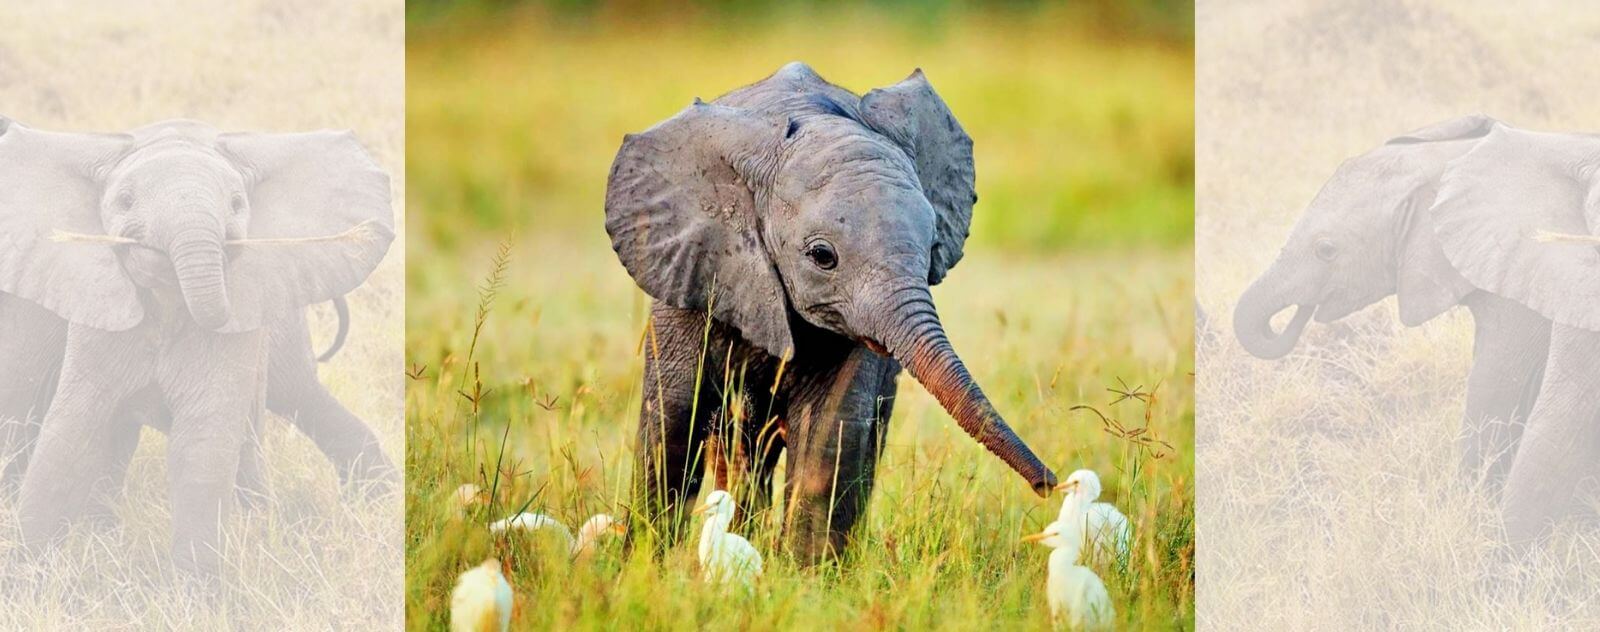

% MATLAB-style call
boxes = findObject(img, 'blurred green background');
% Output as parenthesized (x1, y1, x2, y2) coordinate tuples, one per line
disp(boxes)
(407, 0, 1193, 254)
(405, 4, 1194, 628)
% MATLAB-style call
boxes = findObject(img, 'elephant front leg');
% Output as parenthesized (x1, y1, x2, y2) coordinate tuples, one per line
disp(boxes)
(160, 330, 266, 575)
(0, 294, 68, 491)
(781, 347, 898, 566)
(630, 305, 722, 550)
(17, 326, 152, 548)
(1500, 325, 1600, 546)
(1459, 293, 1551, 493)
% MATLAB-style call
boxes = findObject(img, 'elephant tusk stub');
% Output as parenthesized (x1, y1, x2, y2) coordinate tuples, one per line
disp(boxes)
(1534, 230, 1600, 245)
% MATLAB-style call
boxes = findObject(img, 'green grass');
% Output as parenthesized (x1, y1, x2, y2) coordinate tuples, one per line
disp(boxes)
(406, 5, 1193, 629)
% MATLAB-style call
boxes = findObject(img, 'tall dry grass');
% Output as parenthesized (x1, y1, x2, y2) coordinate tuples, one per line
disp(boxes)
(1198, 0, 1600, 627)
(0, 1, 404, 627)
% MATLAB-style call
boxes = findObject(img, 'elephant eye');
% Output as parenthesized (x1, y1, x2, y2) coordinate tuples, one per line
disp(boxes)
(1314, 238, 1339, 262)
(115, 191, 135, 213)
(805, 240, 837, 271)
(231, 194, 248, 215)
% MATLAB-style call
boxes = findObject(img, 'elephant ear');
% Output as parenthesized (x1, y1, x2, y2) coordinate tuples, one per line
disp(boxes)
(1431, 125, 1600, 330)
(217, 130, 395, 332)
(858, 69, 976, 286)
(1395, 190, 1475, 326)
(605, 102, 795, 358)
(0, 118, 143, 330)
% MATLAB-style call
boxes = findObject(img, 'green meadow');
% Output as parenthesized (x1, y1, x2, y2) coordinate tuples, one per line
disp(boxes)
(406, 4, 1194, 629)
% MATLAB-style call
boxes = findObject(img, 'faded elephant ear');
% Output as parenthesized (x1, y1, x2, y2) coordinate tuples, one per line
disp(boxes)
(605, 102, 794, 358)
(1395, 188, 1475, 326)
(1432, 125, 1600, 330)
(217, 131, 395, 332)
(0, 118, 143, 330)
(858, 69, 976, 285)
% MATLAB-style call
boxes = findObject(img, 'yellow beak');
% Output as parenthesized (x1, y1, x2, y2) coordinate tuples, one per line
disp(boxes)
(1020, 531, 1052, 543)
(692, 502, 712, 516)
(1054, 480, 1078, 493)
(610, 523, 628, 535)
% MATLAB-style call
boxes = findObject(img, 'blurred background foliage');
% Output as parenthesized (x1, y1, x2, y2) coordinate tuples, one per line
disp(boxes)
(407, 0, 1193, 254)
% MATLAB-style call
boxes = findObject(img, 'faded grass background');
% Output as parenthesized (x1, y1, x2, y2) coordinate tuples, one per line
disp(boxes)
(1198, 0, 1600, 627)
(407, 2, 1194, 629)
(0, 1, 404, 628)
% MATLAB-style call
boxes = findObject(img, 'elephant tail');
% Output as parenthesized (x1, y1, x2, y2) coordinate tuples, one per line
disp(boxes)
(317, 296, 351, 363)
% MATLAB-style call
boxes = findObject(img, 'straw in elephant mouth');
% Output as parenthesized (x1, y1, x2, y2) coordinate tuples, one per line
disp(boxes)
(49, 218, 387, 247)
(1534, 230, 1600, 245)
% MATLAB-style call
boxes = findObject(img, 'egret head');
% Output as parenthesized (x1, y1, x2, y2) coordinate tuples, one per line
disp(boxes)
(574, 513, 628, 555)
(1054, 469, 1103, 502)
(1021, 521, 1069, 549)
(692, 490, 736, 523)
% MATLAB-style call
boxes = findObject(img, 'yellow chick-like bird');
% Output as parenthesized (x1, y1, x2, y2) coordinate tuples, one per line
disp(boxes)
(450, 558, 513, 632)
(693, 490, 762, 586)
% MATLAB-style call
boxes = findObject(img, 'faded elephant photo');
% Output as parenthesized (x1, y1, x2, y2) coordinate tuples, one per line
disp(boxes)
(0, 118, 397, 575)
(1233, 116, 1600, 547)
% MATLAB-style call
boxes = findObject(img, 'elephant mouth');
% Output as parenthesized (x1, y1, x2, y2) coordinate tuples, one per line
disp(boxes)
(859, 337, 889, 355)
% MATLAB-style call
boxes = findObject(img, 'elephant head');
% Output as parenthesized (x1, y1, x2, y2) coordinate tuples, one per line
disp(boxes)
(0, 118, 394, 333)
(605, 64, 1056, 495)
(1233, 116, 1492, 359)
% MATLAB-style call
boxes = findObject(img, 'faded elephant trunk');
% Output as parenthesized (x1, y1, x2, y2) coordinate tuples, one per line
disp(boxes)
(1233, 263, 1314, 360)
(879, 286, 1057, 496)
(170, 228, 232, 330)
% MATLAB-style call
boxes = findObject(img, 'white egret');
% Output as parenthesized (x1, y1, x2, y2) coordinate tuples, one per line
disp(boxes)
(1023, 522, 1114, 630)
(693, 490, 763, 586)
(1055, 469, 1131, 565)
(450, 557, 514, 632)
(489, 512, 626, 558)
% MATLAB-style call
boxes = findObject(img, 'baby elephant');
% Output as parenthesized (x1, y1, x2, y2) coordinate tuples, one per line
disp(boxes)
(0, 118, 394, 574)
(604, 62, 1056, 564)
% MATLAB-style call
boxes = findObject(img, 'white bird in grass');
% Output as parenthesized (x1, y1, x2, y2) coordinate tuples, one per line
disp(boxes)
(450, 558, 514, 632)
(1055, 469, 1131, 565)
(1023, 522, 1114, 630)
(693, 490, 763, 586)
(489, 512, 627, 557)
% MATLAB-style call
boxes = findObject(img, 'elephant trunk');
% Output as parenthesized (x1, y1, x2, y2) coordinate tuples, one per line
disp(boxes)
(877, 284, 1057, 497)
(170, 228, 232, 330)
(1233, 265, 1314, 360)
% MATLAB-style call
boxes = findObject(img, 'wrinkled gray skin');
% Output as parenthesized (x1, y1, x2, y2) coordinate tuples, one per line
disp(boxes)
(0, 293, 399, 502)
(605, 62, 1056, 564)
(0, 118, 394, 574)
(1234, 115, 1600, 546)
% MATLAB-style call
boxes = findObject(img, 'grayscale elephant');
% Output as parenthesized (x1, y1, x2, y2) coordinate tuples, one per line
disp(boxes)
(1232, 115, 1600, 546)
(0, 292, 398, 503)
(604, 62, 1056, 564)
(0, 118, 395, 574)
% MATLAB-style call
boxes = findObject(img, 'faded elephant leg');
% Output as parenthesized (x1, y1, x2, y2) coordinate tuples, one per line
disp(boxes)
(266, 309, 397, 495)
(17, 326, 154, 547)
(1459, 293, 1550, 492)
(0, 294, 67, 490)
(1501, 325, 1600, 546)
(782, 347, 898, 566)
(160, 329, 265, 575)
(631, 305, 724, 549)
(82, 387, 167, 525)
